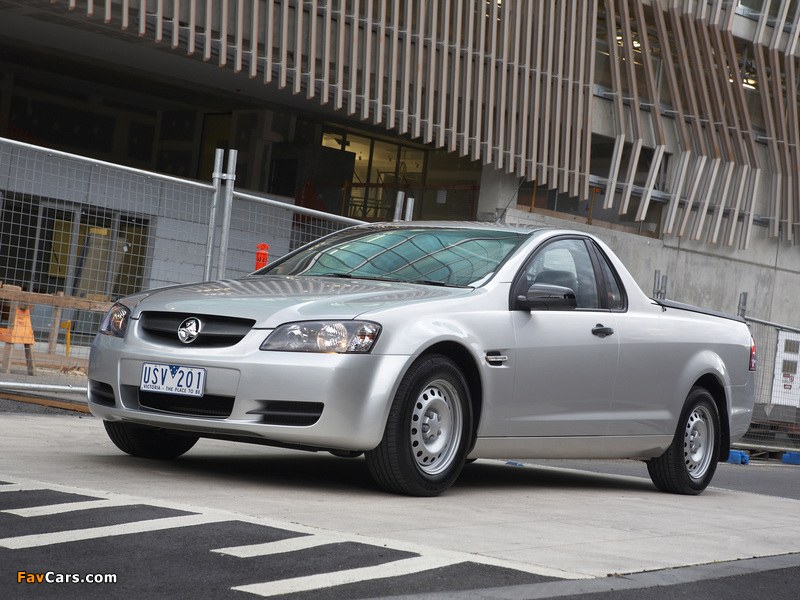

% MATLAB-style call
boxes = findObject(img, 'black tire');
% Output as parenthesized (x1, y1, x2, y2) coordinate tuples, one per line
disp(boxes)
(647, 387, 720, 495)
(365, 355, 473, 496)
(103, 421, 198, 459)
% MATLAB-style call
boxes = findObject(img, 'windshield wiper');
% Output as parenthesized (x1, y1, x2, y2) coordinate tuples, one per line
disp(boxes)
(313, 273, 466, 287)
(408, 279, 468, 288)
(315, 273, 399, 283)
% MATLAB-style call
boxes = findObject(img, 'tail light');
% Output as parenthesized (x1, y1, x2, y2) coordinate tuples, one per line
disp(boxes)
(749, 336, 757, 371)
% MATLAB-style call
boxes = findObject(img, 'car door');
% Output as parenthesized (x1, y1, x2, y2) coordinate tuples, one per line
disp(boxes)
(507, 237, 621, 437)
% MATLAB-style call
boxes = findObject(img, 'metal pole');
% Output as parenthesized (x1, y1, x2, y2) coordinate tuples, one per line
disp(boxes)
(738, 291, 748, 318)
(204, 149, 225, 281)
(216, 149, 238, 280)
(393, 191, 405, 221)
(404, 197, 415, 221)
(0, 381, 88, 393)
(233, 190, 363, 225)
(745, 315, 800, 334)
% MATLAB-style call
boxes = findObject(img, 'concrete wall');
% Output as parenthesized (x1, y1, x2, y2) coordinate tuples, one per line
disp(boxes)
(476, 165, 524, 221)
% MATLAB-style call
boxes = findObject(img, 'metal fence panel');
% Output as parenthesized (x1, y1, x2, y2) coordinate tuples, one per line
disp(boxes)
(739, 318, 800, 452)
(0, 138, 362, 396)
(0, 138, 214, 392)
(224, 190, 363, 279)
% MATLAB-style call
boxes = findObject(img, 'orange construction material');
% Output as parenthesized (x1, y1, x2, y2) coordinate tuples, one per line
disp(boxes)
(0, 303, 37, 375)
(255, 243, 270, 269)
(0, 307, 35, 345)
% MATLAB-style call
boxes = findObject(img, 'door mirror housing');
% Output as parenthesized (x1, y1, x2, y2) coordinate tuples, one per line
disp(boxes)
(516, 283, 578, 311)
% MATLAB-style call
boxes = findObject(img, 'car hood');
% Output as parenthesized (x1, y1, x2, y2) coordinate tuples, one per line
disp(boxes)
(128, 276, 473, 327)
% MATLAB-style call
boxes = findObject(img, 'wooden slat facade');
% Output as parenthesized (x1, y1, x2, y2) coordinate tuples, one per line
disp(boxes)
(57, 0, 800, 249)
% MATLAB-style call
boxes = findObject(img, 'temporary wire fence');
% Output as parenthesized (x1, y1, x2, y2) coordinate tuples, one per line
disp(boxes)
(0, 139, 360, 396)
(739, 317, 800, 453)
(224, 188, 362, 279)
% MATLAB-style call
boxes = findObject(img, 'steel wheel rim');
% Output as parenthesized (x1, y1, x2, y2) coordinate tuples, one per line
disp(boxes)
(684, 405, 714, 481)
(409, 379, 463, 476)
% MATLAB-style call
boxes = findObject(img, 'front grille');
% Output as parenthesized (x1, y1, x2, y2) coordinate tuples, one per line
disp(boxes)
(88, 380, 116, 406)
(247, 401, 324, 426)
(138, 312, 256, 347)
(138, 390, 234, 418)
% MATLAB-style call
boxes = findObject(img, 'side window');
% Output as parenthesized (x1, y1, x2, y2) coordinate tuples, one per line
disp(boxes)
(526, 239, 600, 309)
(596, 249, 626, 310)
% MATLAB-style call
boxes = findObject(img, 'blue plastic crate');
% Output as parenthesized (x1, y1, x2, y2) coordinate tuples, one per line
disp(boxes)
(782, 452, 800, 465)
(726, 450, 749, 465)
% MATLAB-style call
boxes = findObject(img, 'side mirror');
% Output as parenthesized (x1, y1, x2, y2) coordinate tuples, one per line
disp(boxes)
(516, 283, 578, 311)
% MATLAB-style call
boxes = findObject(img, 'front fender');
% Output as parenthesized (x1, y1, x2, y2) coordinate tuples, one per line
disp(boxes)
(372, 310, 516, 438)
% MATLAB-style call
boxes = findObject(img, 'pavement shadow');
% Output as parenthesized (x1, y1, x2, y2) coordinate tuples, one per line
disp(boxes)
(89, 441, 656, 496)
(92, 447, 377, 494)
(456, 460, 656, 493)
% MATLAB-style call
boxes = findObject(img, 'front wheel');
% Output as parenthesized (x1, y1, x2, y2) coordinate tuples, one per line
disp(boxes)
(365, 355, 473, 496)
(647, 387, 720, 495)
(104, 421, 198, 459)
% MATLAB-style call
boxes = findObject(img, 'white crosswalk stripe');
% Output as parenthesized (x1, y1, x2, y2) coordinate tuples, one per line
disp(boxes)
(0, 513, 234, 549)
(0, 483, 48, 493)
(233, 555, 462, 598)
(3, 498, 135, 517)
(213, 534, 343, 558)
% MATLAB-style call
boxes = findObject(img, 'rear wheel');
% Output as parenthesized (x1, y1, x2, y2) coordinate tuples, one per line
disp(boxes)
(647, 387, 720, 495)
(103, 421, 198, 459)
(365, 355, 472, 496)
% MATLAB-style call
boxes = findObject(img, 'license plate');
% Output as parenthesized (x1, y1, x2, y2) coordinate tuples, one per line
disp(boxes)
(140, 363, 206, 397)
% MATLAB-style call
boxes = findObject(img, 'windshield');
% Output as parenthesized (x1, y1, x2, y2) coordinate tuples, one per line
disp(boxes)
(257, 227, 533, 287)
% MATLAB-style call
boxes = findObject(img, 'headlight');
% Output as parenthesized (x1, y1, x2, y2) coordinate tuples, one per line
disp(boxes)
(261, 321, 381, 353)
(99, 303, 131, 338)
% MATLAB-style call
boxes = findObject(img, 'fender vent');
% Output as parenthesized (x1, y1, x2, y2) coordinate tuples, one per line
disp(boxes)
(485, 351, 508, 367)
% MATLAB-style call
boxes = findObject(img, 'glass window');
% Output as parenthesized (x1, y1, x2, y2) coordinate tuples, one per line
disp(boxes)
(261, 226, 533, 287)
(321, 131, 344, 151)
(368, 140, 400, 219)
(525, 239, 600, 309)
(347, 134, 372, 185)
(371, 140, 399, 185)
(596, 249, 625, 311)
(322, 127, 459, 221)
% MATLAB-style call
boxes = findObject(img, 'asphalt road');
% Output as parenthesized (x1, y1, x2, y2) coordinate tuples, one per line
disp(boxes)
(1, 397, 799, 599)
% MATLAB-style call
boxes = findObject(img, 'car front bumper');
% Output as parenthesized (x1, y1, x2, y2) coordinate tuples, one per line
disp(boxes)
(87, 329, 410, 451)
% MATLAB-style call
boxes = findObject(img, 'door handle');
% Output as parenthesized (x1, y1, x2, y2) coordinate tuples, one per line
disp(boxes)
(592, 324, 614, 338)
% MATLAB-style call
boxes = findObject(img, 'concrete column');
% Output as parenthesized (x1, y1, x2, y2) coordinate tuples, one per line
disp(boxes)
(476, 165, 523, 222)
